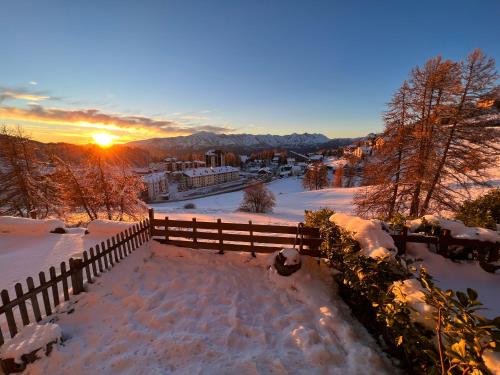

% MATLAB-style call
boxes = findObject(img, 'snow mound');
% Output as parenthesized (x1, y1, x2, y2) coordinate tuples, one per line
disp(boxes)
(409, 215, 500, 243)
(329, 213, 397, 259)
(280, 248, 301, 266)
(391, 279, 434, 330)
(0, 323, 61, 364)
(0, 216, 65, 234)
(86, 220, 135, 236)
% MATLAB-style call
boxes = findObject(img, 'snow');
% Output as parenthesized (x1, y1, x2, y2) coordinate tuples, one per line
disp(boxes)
(280, 248, 301, 266)
(151, 177, 358, 225)
(408, 215, 500, 242)
(85, 220, 135, 236)
(329, 213, 397, 259)
(18, 241, 393, 374)
(0, 217, 65, 234)
(391, 279, 434, 330)
(0, 323, 61, 364)
(0, 220, 135, 297)
(323, 158, 348, 169)
(407, 243, 500, 319)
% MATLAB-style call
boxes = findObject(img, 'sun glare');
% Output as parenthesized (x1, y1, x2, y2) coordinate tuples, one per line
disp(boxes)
(92, 132, 116, 147)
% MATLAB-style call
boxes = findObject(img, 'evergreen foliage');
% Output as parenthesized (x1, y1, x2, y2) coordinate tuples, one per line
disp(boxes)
(456, 189, 500, 230)
(304, 209, 499, 374)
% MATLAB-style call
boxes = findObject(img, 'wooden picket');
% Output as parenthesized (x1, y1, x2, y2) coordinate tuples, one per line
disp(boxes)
(0, 219, 150, 346)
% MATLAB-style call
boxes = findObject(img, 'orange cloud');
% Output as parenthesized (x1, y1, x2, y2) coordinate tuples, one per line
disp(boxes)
(0, 104, 233, 141)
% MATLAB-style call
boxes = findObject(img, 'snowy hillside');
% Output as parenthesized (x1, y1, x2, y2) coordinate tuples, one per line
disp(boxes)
(128, 131, 332, 151)
(151, 177, 357, 224)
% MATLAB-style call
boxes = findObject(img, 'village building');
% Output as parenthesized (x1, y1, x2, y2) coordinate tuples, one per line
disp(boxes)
(182, 166, 240, 189)
(205, 150, 225, 168)
(141, 172, 169, 202)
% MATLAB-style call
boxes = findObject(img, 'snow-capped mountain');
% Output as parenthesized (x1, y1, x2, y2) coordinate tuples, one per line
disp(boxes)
(127, 131, 332, 151)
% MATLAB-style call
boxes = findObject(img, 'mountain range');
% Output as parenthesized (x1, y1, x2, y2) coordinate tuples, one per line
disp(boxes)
(127, 131, 356, 154)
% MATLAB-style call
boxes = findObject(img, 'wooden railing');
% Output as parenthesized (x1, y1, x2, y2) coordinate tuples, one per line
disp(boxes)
(148, 209, 322, 257)
(148, 209, 499, 263)
(393, 227, 499, 263)
(0, 220, 150, 346)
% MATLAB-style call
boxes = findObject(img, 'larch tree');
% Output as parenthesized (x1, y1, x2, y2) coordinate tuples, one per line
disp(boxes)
(354, 49, 499, 219)
(333, 165, 343, 188)
(303, 162, 328, 190)
(354, 82, 414, 218)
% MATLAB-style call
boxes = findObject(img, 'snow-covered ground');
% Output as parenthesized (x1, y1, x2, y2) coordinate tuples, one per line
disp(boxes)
(0, 222, 133, 297)
(11, 242, 394, 375)
(151, 177, 357, 224)
(407, 243, 500, 319)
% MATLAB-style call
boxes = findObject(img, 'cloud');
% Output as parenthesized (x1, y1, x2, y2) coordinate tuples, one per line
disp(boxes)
(0, 87, 51, 102)
(0, 104, 233, 138)
(29, 81, 38, 86)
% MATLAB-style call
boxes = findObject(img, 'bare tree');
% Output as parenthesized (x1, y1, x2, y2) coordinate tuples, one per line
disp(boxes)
(239, 183, 276, 213)
(0, 126, 60, 218)
(303, 162, 328, 190)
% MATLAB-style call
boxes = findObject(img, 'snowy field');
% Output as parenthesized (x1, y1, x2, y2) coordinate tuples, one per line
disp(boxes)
(151, 177, 357, 224)
(15, 242, 394, 375)
(0, 220, 133, 297)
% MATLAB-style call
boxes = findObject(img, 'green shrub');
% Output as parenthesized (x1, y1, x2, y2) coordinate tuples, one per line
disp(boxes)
(456, 189, 500, 230)
(305, 209, 500, 374)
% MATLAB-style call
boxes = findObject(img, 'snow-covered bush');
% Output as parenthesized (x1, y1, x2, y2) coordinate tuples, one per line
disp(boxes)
(305, 209, 500, 374)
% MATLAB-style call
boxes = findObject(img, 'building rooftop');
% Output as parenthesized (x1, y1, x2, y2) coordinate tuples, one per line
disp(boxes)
(183, 166, 240, 177)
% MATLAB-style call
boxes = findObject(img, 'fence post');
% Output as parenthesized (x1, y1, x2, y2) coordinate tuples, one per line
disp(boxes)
(69, 258, 85, 295)
(438, 229, 451, 257)
(249, 220, 255, 257)
(148, 208, 154, 238)
(1, 289, 17, 338)
(192, 218, 198, 248)
(217, 218, 224, 254)
(165, 216, 169, 242)
(299, 222, 304, 253)
(398, 227, 408, 255)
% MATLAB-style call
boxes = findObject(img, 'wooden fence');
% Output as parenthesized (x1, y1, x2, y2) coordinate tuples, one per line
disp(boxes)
(148, 209, 323, 257)
(149, 209, 499, 263)
(393, 227, 499, 262)
(0, 219, 150, 346)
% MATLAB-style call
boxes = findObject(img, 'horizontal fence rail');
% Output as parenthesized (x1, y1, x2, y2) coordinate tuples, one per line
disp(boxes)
(0, 219, 150, 347)
(393, 227, 499, 262)
(148, 209, 499, 263)
(149, 209, 322, 257)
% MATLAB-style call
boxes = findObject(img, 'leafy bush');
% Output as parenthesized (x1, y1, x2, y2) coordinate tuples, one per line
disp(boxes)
(183, 203, 196, 209)
(305, 209, 500, 374)
(456, 189, 500, 230)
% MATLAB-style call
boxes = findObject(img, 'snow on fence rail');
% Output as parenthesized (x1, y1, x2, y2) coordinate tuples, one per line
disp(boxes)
(0, 220, 150, 347)
(393, 227, 500, 263)
(148, 209, 323, 257)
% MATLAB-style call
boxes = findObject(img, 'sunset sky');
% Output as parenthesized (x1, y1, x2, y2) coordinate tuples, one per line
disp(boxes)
(1, 0, 499, 144)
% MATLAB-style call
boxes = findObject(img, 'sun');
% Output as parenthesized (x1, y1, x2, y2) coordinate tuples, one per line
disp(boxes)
(92, 132, 116, 148)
